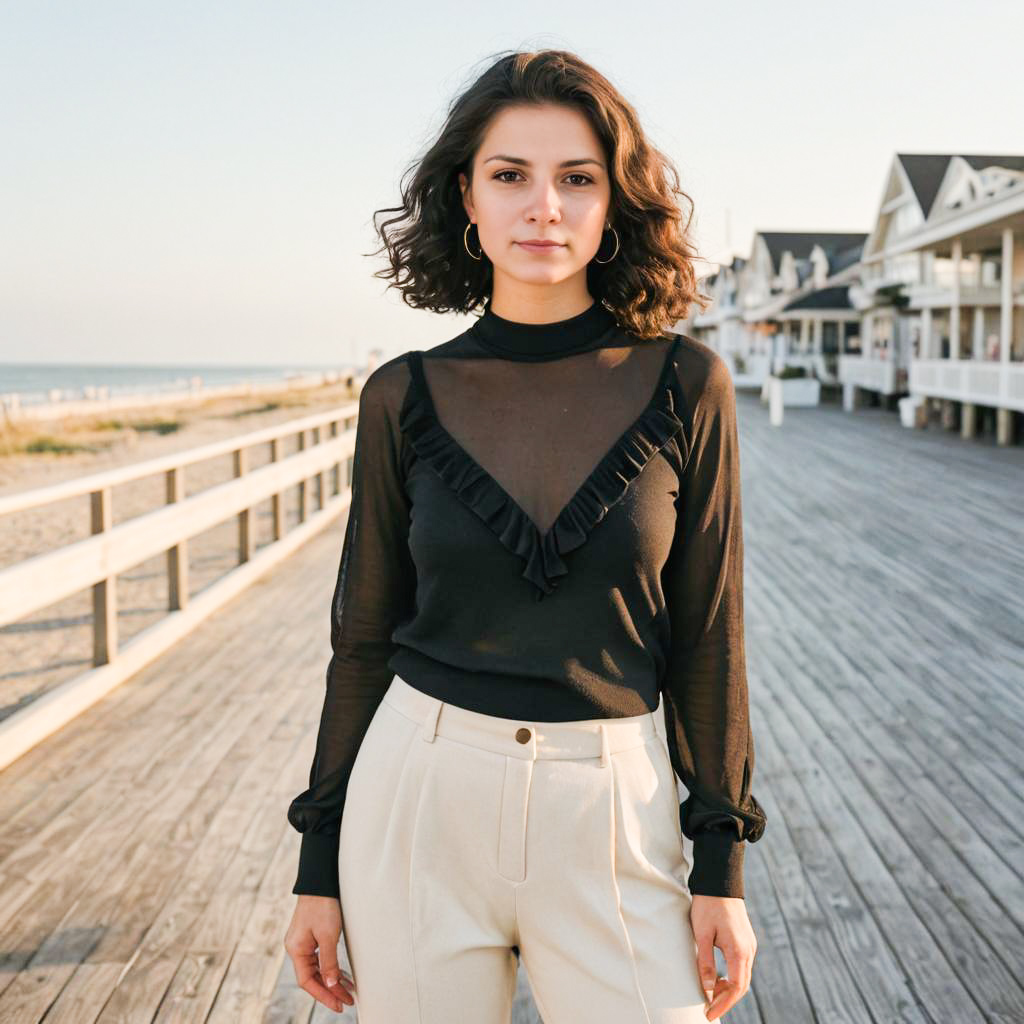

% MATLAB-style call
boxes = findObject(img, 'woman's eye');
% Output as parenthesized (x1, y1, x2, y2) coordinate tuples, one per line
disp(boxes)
(493, 171, 593, 186)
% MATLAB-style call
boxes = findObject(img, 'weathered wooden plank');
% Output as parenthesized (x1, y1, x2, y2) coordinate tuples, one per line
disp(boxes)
(0, 567, 303, 851)
(757, 652, 976, 1021)
(0, 659, 309, 1019)
(0, 604, 300, 940)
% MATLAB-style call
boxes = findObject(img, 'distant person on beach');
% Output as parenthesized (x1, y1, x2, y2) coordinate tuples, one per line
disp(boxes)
(283, 48, 765, 1022)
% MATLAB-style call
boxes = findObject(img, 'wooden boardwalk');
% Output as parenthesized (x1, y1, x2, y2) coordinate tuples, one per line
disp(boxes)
(0, 390, 1021, 1023)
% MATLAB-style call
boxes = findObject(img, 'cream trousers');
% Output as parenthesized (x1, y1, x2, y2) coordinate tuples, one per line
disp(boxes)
(338, 674, 709, 1023)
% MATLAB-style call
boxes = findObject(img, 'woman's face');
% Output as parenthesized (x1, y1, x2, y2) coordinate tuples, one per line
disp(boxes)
(459, 103, 612, 290)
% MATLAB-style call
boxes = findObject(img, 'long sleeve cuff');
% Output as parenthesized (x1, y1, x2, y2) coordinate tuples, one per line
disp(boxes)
(688, 829, 746, 899)
(292, 830, 341, 898)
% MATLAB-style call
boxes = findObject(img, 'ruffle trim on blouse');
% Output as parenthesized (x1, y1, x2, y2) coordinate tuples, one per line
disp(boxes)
(400, 338, 684, 601)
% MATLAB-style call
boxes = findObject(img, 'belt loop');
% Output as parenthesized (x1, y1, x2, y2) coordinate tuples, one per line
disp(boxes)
(422, 699, 441, 742)
(599, 723, 610, 768)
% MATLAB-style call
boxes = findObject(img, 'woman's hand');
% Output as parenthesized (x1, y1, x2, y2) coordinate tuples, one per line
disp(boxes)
(690, 893, 758, 1021)
(284, 894, 357, 1013)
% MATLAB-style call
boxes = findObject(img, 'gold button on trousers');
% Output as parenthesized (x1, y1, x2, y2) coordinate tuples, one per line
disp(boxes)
(337, 674, 708, 1023)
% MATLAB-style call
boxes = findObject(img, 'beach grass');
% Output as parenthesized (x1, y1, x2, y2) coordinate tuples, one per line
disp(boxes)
(0, 380, 356, 462)
(0, 415, 185, 457)
(23, 434, 100, 455)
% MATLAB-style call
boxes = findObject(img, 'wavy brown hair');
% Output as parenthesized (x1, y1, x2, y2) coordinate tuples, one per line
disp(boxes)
(368, 48, 710, 340)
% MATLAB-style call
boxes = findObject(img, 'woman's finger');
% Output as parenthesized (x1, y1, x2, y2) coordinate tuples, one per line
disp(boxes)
(315, 928, 345, 993)
(706, 942, 752, 1020)
(316, 933, 357, 1008)
(706, 974, 740, 1020)
(694, 928, 718, 1005)
(292, 950, 352, 1011)
(738, 948, 753, 1000)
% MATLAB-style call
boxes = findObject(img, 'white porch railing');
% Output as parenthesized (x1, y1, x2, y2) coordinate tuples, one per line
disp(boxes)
(904, 282, 1008, 309)
(0, 402, 358, 769)
(838, 355, 900, 394)
(909, 359, 1024, 411)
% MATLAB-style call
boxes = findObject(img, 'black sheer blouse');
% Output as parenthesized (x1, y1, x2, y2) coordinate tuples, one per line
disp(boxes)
(287, 299, 767, 900)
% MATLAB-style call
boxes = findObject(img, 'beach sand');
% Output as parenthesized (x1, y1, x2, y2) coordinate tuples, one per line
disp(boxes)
(0, 380, 359, 721)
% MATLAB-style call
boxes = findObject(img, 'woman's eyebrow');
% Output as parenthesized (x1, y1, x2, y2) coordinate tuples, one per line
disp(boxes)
(483, 154, 605, 170)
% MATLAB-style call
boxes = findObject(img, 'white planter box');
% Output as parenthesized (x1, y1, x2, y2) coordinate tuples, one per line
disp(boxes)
(898, 395, 926, 428)
(764, 376, 821, 408)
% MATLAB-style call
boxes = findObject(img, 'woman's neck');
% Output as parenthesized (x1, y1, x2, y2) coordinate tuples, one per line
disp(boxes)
(469, 298, 620, 362)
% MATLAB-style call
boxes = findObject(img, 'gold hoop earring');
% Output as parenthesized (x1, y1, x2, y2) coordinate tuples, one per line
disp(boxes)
(593, 225, 620, 264)
(463, 222, 482, 261)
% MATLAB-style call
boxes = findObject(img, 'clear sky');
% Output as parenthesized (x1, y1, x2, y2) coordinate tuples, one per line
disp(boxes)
(2, 0, 1021, 368)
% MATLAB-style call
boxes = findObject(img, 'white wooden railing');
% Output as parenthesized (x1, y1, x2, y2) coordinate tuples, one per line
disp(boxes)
(0, 402, 359, 769)
(838, 354, 900, 394)
(909, 358, 1024, 410)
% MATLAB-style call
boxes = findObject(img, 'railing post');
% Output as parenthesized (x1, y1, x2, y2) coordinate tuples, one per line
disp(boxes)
(297, 429, 309, 523)
(234, 447, 252, 563)
(345, 415, 357, 492)
(166, 466, 189, 610)
(2, 408, 353, 695)
(329, 420, 340, 496)
(313, 425, 325, 511)
(269, 437, 284, 542)
(90, 486, 116, 666)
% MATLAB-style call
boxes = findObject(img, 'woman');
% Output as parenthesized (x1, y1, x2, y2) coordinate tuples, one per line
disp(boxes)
(283, 48, 766, 1023)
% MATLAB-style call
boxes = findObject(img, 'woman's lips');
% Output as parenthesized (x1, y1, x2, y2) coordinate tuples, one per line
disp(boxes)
(517, 241, 565, 253)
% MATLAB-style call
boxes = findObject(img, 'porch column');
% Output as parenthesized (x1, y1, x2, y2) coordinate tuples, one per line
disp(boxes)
(997, 227, 1015, 445)
(921, 308, 933, 360)
(972, 306, 985, 360)
(950, 238, 962, 359)
(1000, 227, 1014, 363)
(962, 402, 977, 439)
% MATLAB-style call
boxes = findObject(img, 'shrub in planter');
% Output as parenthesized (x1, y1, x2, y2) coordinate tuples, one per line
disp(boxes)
(776, 365, 808, 379)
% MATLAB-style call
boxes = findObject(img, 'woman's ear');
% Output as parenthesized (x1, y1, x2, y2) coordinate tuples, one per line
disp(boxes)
(458, 172, 475, 221)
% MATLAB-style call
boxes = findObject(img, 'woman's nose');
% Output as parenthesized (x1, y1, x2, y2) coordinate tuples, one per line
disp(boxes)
(524, 181, 562, 222)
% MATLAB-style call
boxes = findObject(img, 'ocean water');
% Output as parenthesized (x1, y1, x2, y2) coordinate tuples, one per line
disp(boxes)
(0, 362, 348, 406)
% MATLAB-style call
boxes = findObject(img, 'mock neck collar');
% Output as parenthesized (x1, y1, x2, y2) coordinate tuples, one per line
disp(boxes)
(469, 299, 620, 361)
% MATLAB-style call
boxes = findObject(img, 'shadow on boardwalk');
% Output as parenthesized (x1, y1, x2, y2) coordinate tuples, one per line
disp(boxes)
(0, 390, 1021, 1022)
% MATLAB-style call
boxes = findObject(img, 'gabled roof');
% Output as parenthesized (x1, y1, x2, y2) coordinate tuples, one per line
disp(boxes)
(897, 153, 1024, 217)
(758, 232, 869, 274)
(782, 285, 851, 312)
(829, 242, 864, 274)
(699, 254, 747, 288)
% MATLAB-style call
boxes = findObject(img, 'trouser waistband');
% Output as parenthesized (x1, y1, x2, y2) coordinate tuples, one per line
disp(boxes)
(383, 674, 656, 768)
